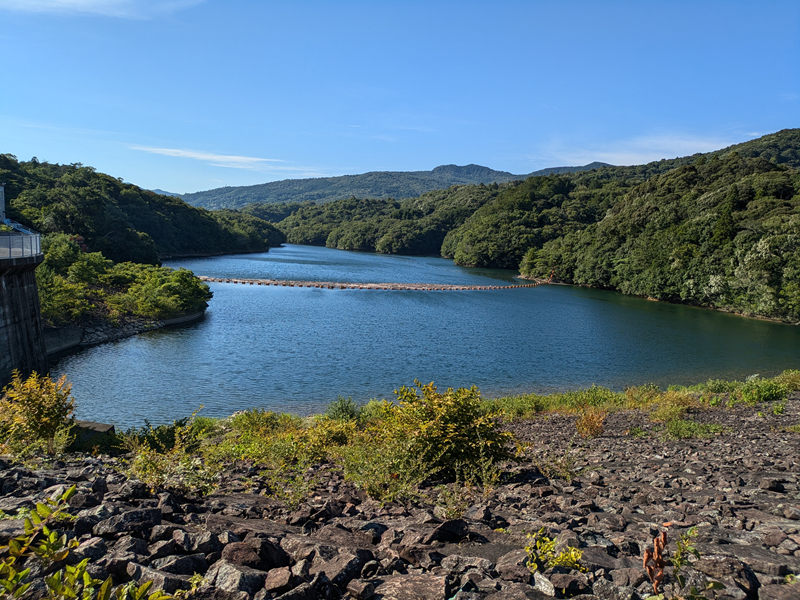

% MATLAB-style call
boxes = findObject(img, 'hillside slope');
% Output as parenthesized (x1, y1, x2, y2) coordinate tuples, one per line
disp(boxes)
(1, 155, 285, 263)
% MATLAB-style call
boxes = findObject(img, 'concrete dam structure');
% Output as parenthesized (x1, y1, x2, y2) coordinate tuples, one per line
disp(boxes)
(0, 184, 48, 387)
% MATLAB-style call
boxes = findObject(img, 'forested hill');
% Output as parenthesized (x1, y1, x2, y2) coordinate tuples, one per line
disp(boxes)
(274, 129, 800, 322)
(0, 155, 285, 264)
(180, 162, 611, 209)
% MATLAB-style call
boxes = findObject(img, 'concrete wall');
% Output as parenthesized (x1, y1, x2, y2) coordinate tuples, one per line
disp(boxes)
(0, 254, 49, 388)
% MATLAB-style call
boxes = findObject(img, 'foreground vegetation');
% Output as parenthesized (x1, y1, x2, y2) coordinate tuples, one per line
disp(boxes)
(2, 369, 798, 502)
(1, 370, 798, 599)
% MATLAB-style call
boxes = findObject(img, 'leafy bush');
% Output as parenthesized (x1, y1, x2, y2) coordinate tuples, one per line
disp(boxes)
(384, 381, 515, 477)
(337, 430, 437, 502)
(738, 377, 789, 406)
(121, 411, 219, 495)
(774, 369, 800, 391)
(624, 383, 661, 408)
(324, 395, 361, 421)
(703, 379, 741, 393)
(35, 265, 91, 325)
(484, 393, 546, 421)
(649, 391, 697, 422)
(0, 370, 75, 455)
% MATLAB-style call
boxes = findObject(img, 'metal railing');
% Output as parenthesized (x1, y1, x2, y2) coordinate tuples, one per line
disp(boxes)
(0, 229, 42, 259)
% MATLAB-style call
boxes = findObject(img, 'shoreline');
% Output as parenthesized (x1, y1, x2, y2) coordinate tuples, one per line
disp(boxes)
(516, 275, 800, 326)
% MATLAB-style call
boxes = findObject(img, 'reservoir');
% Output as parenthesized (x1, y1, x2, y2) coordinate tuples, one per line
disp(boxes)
(52, 244, 800, 428)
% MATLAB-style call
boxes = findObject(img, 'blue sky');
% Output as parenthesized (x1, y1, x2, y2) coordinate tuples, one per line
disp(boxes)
(1, 1, 798, 193)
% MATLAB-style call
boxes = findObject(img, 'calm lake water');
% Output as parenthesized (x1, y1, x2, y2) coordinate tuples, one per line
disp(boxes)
(52, 244, 800, 428)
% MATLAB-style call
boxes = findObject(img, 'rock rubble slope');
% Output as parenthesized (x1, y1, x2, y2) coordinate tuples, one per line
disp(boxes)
(1, 398, 799, 600)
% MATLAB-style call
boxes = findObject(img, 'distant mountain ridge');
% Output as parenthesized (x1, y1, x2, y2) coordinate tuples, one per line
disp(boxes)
(179, 162, 612, 209)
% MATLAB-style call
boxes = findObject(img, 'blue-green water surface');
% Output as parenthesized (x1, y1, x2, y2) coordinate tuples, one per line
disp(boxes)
(52, 244, 800, 427)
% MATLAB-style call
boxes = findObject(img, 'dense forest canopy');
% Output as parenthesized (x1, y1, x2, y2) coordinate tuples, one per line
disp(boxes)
(179, 162, 611, 210)
(0, 154, 285, 264)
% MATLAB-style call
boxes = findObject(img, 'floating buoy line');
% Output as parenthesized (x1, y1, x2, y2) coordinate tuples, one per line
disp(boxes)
(197, 276, 549, 291)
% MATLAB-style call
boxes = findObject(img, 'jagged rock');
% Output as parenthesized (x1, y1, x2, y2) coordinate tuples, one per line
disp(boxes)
(531, 571, 555, 596)
(758, 584, 800, 599)
(151, 553, 209, 575)
(372, 574, 450, 600)
(114, 535, 149, 556)
(440, 554, 494, 574)
(174, 530, 222, 554)
(273, 573, 329, 600)
(546, 570, 589, 595)
(93, 508, 161, 536)
(309, 549, 371, 587)
(68, 537, 107, 563)
(263, 566, 294, 594)
(127, 563, 191, 594)
(593, 577, 638, 600)
(148, 538, 182, 559)
(347, 579, 376, 600)
(399, 545, 444, 569)
(221, 536, 290, 571)
(205, 559, 270, 595)
(496, 549, 531, 582)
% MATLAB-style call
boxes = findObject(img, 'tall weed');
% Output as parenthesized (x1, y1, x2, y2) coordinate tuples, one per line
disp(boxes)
(0, 370, 75, 455)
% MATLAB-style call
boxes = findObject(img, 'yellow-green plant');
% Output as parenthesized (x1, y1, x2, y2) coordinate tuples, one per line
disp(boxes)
(122, 409, 219, 495)
(576, 408, 606, 438)
(385, 381, 515, 477)
(525, 528, 585, 573)
(0, 370, 75, 454)
(649, 391, 697, 423)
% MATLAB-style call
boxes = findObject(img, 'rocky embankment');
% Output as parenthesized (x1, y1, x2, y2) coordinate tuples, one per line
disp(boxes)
(43, 311, 205, 355)
(1, 399, 800, 600)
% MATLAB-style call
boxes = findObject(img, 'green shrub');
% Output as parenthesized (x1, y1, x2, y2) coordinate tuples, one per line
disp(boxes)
(228, 408, 303, 436)
(66, 252, 112, 284)
(774, 369, 800, 391)
(703, 379, 741, 393)
(122, 412, 219, 495)
(385, 381, 515, 477)
(544, 385, 624, 411)
(0, 370, 76, 455)
(485, 393, 546, 420)
(35, 266, 91, 325)
(624, 383, 661, 408)
(337, 430, 437, 502)
(359, 399, 388, 423)
(663, 419, 726, 440)
(738, 377, 789, 406)
(324, 395, 361, 421)
(649, 391, 697, 422)
(525, 527, 585, 573)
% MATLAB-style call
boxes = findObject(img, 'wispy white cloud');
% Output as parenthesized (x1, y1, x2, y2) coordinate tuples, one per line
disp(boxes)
(130, 145, 326, 177)
(0, 0, 203, 18)
(540, 133, 738, 167)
